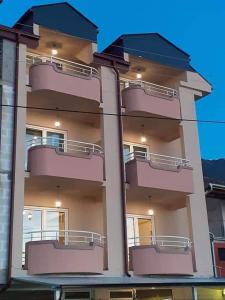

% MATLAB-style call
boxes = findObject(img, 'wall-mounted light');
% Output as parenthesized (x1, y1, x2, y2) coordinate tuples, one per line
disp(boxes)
(222, 289, 225, 297)
(136, 73, 142, 79)
(28, 212, 32, 220)
(55, 201, 62, 209)
(54, 107, 61, 128)
(51, 48, 58, 56)
(55, 185, 62, 208)
(140, 136, 147, 143)
(54, 121, 61, 128)
(148, 209, 154, 216)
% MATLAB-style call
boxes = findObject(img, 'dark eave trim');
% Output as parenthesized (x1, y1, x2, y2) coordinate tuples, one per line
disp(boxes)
(93, 52, 129, 73)
(0, 25, 39, 48)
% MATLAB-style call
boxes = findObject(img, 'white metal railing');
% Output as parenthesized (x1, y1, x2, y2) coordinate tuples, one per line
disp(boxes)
(128, 235, 192, 249)
(125, 150, 191, 168)
(26, 137, 103, 156)
(26, 52, 99, 77)
(120, 78, 178, 98)
(24, 229, 105, 246)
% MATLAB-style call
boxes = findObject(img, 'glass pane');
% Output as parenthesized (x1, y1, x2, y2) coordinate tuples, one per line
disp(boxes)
(23, 209, 42, 264)
(123, 144, 131, 163)
(26, 128, 42, 146)
(127, 217, 135, 247)
(47, 132, 64, 151)
(45, 211, 66, 244)
(138, 218, 152, 246)
(133, 146, 147, 159)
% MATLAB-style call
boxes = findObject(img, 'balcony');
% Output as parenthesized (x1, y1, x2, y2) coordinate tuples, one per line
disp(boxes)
(125, 151, 193, 194)
(27, 53, 101, 104)
(24, 230, 105, 275)
(129, 235, 193, 275)
(121, 79, 180, 119)
(27, 137, 104, 183)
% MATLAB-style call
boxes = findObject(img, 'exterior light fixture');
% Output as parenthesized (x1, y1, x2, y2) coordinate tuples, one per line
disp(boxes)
(28, 212, 32, 220)
(222, 289, 225, 297)
(55, 185, 62, 208)
(140, 136, 147, 143)
(54, 107, 61, 128)
(148, 209, 154, 216)
(55, 201, 62, 208)
(51, 48, 58, 55)
(54, 121, 61, 128)
(136, 73, 142, 79)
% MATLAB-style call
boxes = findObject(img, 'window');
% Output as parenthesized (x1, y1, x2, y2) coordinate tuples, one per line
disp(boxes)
(127, 215, 154, 247)
(123, 142, 149, 162)
(218, 248, 225, 261)
(23, 206, 68, 264)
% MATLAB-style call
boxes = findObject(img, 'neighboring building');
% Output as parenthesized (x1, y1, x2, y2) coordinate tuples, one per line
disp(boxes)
(0, 2, 225, 299)
(205, 183, 225, 278)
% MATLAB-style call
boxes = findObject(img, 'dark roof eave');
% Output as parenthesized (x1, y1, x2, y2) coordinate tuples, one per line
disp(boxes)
(0, 24, 39, 48)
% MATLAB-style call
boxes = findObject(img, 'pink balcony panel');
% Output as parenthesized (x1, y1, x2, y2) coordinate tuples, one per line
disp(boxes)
(25, 240, 104, 275)
(126, 159, 193, 193)
(129, 246, 193, 275)
(122, 87, 181, 119)
(28, 146, 103, 183)
(30, 63, 101, 102)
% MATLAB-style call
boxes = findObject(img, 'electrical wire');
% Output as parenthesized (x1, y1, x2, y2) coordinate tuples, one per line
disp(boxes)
(1, 103, 225, 125)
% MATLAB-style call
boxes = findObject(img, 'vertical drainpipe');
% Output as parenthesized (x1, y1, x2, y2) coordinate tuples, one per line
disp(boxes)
(112, 63, 131, 277)
(0, 34, 19, 293)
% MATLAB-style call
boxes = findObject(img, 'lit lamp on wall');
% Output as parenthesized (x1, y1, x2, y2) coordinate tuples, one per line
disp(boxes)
(55, 185, 62, 209)
(140, 124, 147, 144)
(51, 43, 58, 56)
(54, 107, 61, 128)
(136, 73, 142, 79)
(147, 195, 154, 216)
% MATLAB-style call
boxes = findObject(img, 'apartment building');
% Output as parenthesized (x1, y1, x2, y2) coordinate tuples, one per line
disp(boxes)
(1, 2, 225, 299)
(205, 183, 225, 278)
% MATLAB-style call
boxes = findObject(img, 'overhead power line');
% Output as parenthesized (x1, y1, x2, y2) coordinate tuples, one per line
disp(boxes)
(1, 103, 225, 125)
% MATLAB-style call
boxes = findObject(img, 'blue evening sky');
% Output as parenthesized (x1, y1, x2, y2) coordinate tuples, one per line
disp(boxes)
(0, 0, 225, 159)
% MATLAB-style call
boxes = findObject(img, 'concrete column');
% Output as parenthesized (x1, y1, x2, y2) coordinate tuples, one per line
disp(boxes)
(101, 66, 124, 276)
(11, 43, 27, 276)
(0, 39, 16, 284)
(179, 85, 213, 277)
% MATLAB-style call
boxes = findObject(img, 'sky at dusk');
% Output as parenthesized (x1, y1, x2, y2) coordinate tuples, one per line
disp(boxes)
(0, 0, 225, 159)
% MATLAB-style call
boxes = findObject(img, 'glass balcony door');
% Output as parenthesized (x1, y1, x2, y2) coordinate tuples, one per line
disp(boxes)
(23, 206, 68, 264)
(123, 142, 149, 162)
(127, 215, 154, 247)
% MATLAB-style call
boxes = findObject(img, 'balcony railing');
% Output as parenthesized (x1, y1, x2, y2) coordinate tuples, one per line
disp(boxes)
(27, 52, 99, 78)
(24, 229, 105, 246)
(125, 150, 191, 168)
(23, 229, 105, 265)
(128, 235, 192, 249)
(121, 78, 178, 98)
(26, 137, 103, 156)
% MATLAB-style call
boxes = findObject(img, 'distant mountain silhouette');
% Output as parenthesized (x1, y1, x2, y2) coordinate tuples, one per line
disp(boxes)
(202, 159, 225, 187)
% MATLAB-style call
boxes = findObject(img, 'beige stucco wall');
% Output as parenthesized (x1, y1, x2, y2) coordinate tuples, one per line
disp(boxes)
(127, 199, 190, 238)
(25, 190, 104, 235)
(123, 130, 183, 158)
(26, 109, 101, 144)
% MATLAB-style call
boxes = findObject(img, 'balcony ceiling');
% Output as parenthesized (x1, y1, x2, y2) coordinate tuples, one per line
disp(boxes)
(126, 186, 187, 210)
(30, 27, 93, 63)
(25, 175, 103, 199)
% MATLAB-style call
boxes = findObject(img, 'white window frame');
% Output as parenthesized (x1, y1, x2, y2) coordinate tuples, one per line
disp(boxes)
(123, 141, 149, 154)
(26, 124, 68, 151)
(24, 205, 69, 233)
(127, 214, 155, 246)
